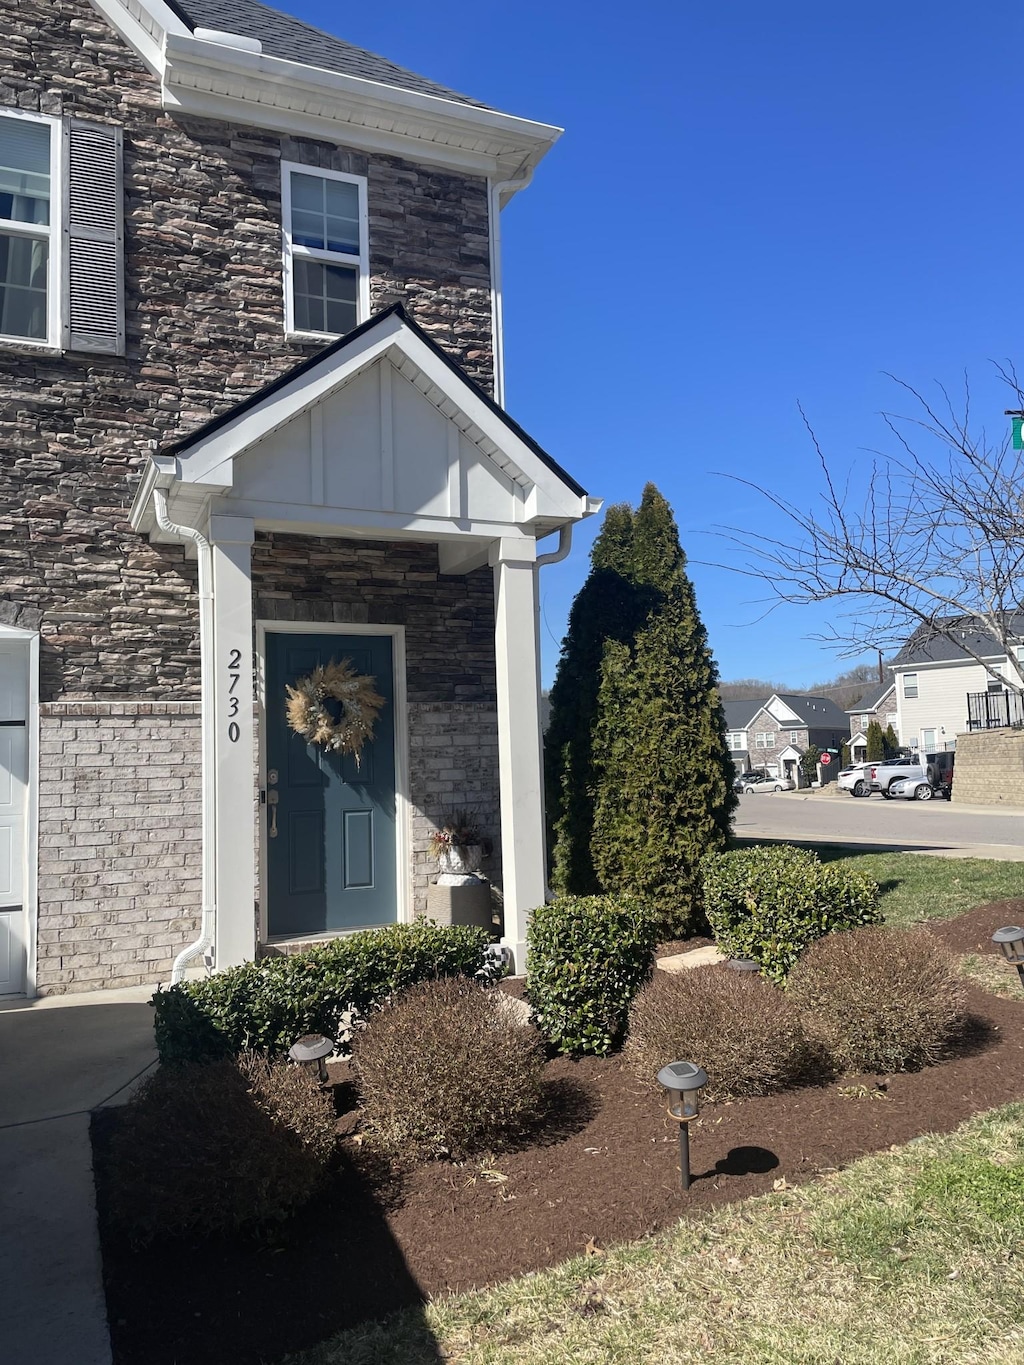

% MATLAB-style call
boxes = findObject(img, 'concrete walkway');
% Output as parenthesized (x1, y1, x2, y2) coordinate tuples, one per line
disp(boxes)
(0, 984, 159, 1365)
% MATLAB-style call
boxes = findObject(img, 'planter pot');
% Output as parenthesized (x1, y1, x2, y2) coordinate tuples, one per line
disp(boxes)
(436, 842, 484, 876)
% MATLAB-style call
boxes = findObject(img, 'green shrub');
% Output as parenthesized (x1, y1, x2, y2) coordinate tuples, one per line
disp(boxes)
(525, 894, 658, 1055)
(352, 977, 546, 1161)
(701, 844, 881, 982)
(152, 920, 494, 1064)
(105, 1052, 336, 1244)
(787, 926, 968, 1074)
(626, 964, 819, 1100)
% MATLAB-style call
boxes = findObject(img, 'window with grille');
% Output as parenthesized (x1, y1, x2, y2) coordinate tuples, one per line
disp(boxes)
(282, 163, 369, 338)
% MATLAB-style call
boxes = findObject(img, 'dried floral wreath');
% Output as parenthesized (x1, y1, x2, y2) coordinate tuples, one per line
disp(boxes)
(285, 659, 384, 766)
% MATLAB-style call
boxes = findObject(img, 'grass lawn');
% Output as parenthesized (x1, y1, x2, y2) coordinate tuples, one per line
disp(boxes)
(279, 849, 1024, 1365)
(288, 1102, 1024, 1364)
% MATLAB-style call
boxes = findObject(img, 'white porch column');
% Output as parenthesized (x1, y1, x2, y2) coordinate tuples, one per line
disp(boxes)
(209, 514, 256, 969)
(490, 536, 545, 974)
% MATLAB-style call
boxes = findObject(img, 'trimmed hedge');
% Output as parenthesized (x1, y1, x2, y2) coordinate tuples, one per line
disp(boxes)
(702, 844, 881, 982)
(152, 920, 494, 1064)
(525, 894, 658, 1056)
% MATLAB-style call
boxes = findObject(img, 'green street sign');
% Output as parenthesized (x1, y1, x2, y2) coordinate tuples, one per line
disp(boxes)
(1013, 416, 1023, 450)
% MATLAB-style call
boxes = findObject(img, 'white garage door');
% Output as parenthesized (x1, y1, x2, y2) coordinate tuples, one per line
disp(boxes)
(0, 644, 28, 995)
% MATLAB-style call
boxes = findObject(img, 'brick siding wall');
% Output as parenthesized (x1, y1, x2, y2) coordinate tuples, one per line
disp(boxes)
(35, 704, 202, 993)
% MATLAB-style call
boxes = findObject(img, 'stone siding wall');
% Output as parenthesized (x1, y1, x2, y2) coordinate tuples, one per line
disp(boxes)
(0, 0, 493, 702)
(252, 534, 501, 912)
(951, 730, 1024, 808)
(35, 703, 202, 993)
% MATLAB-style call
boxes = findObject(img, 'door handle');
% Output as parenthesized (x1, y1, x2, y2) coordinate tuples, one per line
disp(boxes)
(268, 789, 279, 838)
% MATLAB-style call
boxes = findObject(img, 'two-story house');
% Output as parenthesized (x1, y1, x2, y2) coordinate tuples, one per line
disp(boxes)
(0, 0, 598, 997)
(723, 693, 849, 784)
(891, 618, 1024, 755)
(845, 681, 898, 762)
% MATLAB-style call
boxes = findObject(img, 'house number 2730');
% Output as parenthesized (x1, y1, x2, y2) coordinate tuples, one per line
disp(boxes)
(226, 648, 242, 742)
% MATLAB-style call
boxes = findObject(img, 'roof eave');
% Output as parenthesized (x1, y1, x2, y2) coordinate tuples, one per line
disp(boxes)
(94, 1, 562, 182)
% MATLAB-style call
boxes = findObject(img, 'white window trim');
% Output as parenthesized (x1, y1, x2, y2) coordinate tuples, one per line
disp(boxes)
(903, 673, 918, 699)
(281, 161, 370, 341)
(0, 108, 62, 350)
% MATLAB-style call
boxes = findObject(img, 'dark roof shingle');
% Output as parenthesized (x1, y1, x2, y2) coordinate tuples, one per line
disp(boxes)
(167, 0, 493, 109)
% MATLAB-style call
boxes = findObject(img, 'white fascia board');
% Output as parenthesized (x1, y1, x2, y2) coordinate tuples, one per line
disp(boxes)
(209, 497, 534, 544)
(174, 313, 587, 520)
(161, 35, 561, 184)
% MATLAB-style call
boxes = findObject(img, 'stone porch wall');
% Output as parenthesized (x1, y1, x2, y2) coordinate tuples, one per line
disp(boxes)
(35, 703, 202, 994)
(951, 729, 1024, 808)
(252, 533, 502, 915)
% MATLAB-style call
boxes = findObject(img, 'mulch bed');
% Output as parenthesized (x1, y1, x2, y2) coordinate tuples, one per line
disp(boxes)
(93, 904, 1024, 1365)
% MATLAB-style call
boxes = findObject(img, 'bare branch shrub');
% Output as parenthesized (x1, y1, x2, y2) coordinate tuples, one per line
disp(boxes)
(625, 964, 819, 1101)
(787, 926, 968, 1074)
(352, 978, 546, 1161)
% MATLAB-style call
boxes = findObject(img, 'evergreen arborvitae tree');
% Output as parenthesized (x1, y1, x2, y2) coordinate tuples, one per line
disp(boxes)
(840, 739, 851, 768)
(589, 489, 736, 933)
(544, 504, 659, 895)
(866, 720, 885, 761)
(883, 723, 900, 756)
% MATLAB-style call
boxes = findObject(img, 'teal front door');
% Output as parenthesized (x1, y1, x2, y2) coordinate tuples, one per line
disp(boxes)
(265, 632, 397, 938)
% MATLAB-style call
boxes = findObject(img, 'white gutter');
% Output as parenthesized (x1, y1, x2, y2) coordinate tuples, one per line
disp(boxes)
(153, 488, 218, 984)
(489, 166, 535, 408)
(535, 524, 573, 570)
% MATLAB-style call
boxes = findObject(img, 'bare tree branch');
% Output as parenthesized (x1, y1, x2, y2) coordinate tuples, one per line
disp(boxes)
(709, 369, 1024, 693)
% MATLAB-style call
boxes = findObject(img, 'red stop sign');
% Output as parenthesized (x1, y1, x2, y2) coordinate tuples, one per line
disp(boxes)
(820, 753, 832, 766)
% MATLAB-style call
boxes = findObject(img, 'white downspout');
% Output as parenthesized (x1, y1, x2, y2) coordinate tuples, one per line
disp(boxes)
(153, 488, 217, 984)
(533, 524, 573, 905)
(535, 524, 573, 571)
(488, 165, 535, 409)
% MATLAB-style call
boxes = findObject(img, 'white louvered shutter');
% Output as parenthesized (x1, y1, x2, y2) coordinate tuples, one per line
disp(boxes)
(63, 119, 124, 355)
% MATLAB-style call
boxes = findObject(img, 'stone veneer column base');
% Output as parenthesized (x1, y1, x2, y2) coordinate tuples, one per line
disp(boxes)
(35, 702, 202, 995)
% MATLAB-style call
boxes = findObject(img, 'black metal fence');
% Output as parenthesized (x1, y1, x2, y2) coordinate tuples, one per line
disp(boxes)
(966, 690, 1024, 731)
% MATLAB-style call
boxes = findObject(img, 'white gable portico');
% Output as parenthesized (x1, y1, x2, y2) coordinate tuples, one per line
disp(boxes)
(131, 306, 598, 976)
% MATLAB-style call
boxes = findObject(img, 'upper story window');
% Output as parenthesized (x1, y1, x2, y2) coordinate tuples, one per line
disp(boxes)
(282, 163, 369, 339)
(754, 731, 772, 748)
(0, 110, 122, 354)
(0, 111, 59, 345)
(789, 730, 800, 744)
(725, 731, 744, 751)
(903, 673, 918, 699)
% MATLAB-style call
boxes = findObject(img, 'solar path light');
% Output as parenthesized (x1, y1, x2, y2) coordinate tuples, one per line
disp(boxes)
(288, 1034, 335, 1084)
(992, 927, 1024, 993)
(657, 1060, 708, 1192)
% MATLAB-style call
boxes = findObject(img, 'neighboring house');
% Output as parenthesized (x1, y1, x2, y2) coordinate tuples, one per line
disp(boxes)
(845, 681, 898, 762)
(891, 619, 1024, 756)
(723, 694, 849, 784)
(0, 0, 599, 997)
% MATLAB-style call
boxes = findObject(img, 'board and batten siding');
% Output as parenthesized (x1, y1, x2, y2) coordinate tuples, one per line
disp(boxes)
(896, 659, 1007, 749)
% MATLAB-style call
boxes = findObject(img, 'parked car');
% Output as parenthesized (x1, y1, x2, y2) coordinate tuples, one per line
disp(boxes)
(741, 775, 794, 794)
(733, 768, 769, 793)
(838, 762, 872, 797)
(888, 775, 935, 801)
(869, 757, 927, 797)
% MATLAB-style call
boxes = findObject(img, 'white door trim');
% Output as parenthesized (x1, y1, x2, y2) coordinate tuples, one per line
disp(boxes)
(254, 620, 410, 945)
(0, 625, 39, 997)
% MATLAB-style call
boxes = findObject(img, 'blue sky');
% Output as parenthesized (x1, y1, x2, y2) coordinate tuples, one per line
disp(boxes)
(290, 1, 1024, 688)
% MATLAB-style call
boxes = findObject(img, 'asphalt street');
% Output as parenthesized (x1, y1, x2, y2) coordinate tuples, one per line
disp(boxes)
(734, 787, 1024, 861)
